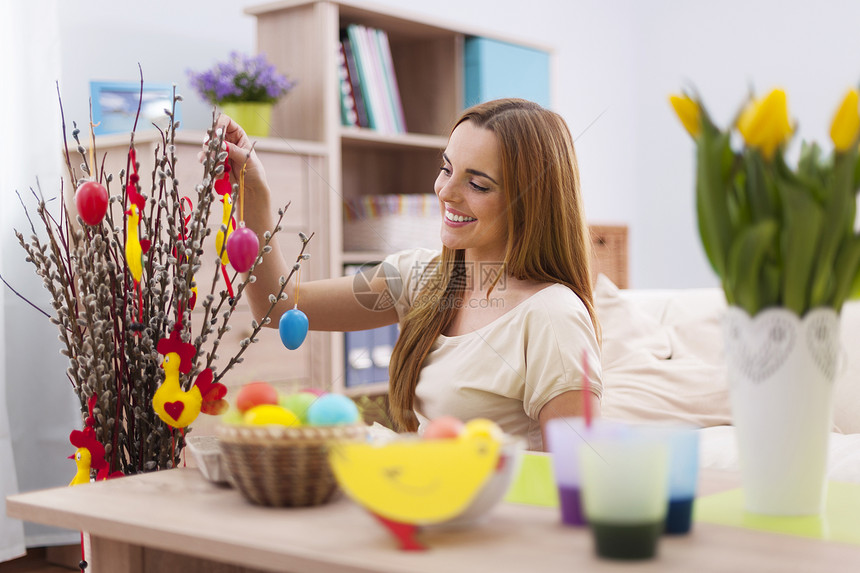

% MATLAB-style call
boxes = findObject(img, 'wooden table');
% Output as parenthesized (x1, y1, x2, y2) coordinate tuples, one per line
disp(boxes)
(7, 467, 860, 573)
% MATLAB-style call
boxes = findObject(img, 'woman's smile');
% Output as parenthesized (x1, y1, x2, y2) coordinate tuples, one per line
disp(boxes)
(444, 207, 477, 226)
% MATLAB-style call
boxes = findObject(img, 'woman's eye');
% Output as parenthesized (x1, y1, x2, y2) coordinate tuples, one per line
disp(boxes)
(439, 165, 451, 175)
(470, 182, 489, 192)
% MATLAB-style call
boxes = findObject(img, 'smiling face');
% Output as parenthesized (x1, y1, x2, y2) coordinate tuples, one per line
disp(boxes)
(435, 121, 507, 262)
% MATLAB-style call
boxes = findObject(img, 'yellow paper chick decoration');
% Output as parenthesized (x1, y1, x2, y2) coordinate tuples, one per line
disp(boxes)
(329, 418, 502, 525)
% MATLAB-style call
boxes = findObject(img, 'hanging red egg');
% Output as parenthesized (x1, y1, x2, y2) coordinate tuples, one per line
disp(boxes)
(226, 224, 260, 272)
(75, 181, 109, 226)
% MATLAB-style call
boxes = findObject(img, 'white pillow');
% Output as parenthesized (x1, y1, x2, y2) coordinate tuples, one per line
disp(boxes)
(595, 275, 732, 428)
(594, 274, 671, 369)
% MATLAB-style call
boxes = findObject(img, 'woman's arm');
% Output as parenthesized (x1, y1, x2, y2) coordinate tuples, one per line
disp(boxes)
(216, 114, 399, 332)
(538, 390, 601, 452)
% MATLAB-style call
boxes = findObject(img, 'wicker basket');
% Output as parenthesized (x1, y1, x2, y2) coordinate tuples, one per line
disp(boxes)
(217, 423, 368, 507)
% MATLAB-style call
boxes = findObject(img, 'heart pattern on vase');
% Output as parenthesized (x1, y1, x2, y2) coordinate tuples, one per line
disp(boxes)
(804, 308, 840, 383)
(724, 307, 796, 384)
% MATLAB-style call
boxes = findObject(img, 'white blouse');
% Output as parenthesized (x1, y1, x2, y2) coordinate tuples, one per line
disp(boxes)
(383, 249, 603, 450)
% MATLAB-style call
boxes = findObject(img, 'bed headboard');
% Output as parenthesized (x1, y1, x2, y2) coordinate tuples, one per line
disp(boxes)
(589, 224, 628, 289)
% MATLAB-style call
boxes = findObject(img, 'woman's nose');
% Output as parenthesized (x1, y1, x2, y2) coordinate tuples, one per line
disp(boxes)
(436, 178, 458, 202)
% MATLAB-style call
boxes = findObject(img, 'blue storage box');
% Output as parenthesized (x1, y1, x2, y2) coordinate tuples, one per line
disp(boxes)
(464, 37, 550, 108)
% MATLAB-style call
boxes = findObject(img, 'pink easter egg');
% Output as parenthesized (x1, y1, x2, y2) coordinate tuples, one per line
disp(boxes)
(424, 416, 465, 440)
(226, 225, 259, 272)
(301, 388, 326, 397)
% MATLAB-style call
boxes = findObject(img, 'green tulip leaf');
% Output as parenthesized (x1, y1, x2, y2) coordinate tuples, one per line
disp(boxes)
(727, 220, 779, 315)
(809, 148, 857, 307)
(832, 236, 860, 311)
(696, 122, 733, 278)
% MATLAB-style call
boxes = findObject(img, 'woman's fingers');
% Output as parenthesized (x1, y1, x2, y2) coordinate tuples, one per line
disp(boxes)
(219, 113, 250, 147)
(213, 114, 269, 187)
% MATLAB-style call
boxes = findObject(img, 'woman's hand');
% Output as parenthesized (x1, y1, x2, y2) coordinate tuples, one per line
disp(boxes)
(213, 113, 268, 194)
(201, 113, 288, 321)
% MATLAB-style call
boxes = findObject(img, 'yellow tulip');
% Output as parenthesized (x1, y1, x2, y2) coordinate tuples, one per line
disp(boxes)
(830, 88, 860, 152)
(736, 89, 794, 159)
(669, 94, 701, 137)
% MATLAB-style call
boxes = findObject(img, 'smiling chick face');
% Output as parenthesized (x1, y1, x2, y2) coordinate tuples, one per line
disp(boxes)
(329, 420, 503, 524)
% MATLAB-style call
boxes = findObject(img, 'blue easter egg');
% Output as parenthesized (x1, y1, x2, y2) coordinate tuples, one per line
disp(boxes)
(279, 308, 309, 350)
(307, 393, 361, 426)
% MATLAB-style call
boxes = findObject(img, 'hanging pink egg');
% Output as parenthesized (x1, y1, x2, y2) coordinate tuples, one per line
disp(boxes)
(226, 225, 259, 272)
(75, 181, 109, 226)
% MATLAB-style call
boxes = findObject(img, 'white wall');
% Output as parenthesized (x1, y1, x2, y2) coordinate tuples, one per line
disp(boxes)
(626, 0, 860, 288)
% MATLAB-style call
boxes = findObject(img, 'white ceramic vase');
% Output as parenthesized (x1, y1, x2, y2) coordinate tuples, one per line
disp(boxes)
(723, 305, 839, 516)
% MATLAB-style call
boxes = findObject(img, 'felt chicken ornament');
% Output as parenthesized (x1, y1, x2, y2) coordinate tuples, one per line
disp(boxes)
(68, 394, 122, 573)
(328, 419, 508, 550)
(153, 325, 228, 428)
(124, 148, 151, 327)
(68, 395, 123, 485)
(68, 428, 106, 486)
(214, 148, 236, 298)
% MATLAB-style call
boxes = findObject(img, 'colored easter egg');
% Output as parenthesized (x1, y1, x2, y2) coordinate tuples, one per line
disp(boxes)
(424, 416, 465, 440)
(301, 387, 325, 397)
(221, 409, 244, 425)
(226, 225, 259, 273)
(461, 418, 504, 442)
(278, 392, 318, 424)
(307, 393, 360, 426)
(235, 381, 279, 413)
(75, 181, 109, 226)
(279, 308, 309, 350)
(244, 404, 301, 427)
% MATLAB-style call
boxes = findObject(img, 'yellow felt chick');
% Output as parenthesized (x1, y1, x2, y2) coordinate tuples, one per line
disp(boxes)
(125, 204, 144, 284)
(215, 193, 235, 265)
(329, 418, 503, 525)
(152, 352, 202, 429)
(69, 448, 92, 486)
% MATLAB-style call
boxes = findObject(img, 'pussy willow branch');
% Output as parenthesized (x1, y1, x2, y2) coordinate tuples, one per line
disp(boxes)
(207, 215, 309, 386)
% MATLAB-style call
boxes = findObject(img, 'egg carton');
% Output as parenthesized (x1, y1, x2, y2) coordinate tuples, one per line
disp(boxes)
(186, 435, 232, 485)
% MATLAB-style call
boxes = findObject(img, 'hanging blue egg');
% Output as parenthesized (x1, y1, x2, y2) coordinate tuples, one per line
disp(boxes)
(279, 307, 309, 350)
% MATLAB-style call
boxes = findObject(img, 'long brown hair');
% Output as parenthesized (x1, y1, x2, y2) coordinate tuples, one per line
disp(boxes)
(387, 98, 599, 431)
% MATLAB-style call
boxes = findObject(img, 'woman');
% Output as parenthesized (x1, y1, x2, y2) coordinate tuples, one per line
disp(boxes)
(218, 98, 601, 450)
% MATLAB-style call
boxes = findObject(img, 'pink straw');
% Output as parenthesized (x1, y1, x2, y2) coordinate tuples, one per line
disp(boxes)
(582, 349, 592, 428)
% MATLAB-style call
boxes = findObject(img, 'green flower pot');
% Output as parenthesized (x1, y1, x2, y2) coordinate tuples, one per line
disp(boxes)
(219, 102, 274, 138)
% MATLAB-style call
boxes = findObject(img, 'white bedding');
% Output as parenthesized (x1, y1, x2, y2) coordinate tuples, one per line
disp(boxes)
(700, 426, 860, 484)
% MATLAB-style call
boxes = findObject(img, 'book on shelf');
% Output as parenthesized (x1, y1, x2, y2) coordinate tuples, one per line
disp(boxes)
(343, 264, 400, 388)
(337, 42, 359, 127)
(340, 31, 369, 128)
(345, 24, 378, 130)
(342, 23, 406, 134)
(374, 27, 407, 133)
(361, 24, 396, 133)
